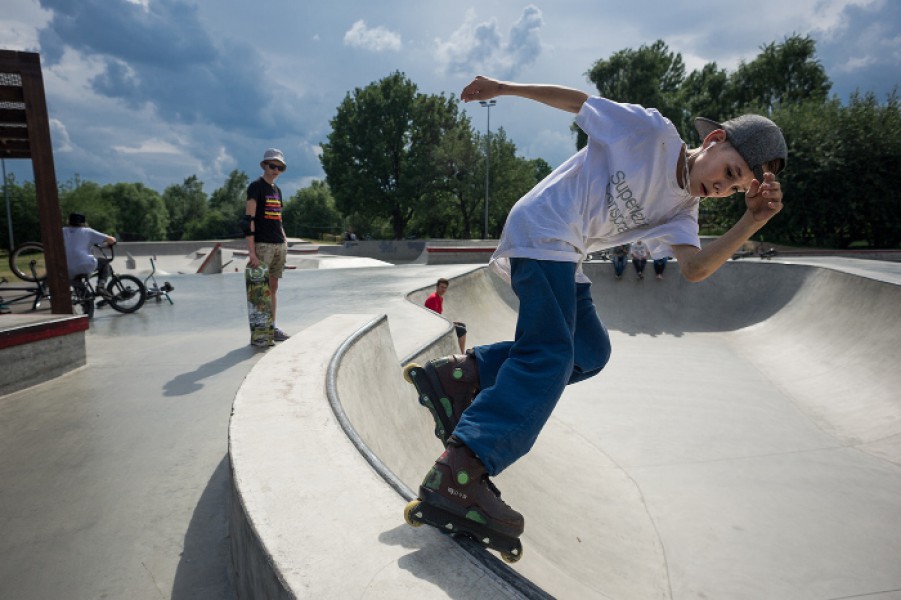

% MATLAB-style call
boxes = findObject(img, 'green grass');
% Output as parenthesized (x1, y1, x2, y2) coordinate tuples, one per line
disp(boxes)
(0, 251, 13, 282)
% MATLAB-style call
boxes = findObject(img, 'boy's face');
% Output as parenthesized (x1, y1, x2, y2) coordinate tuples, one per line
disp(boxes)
(436, 282, 448, 296)
(690, 132, 756, 198)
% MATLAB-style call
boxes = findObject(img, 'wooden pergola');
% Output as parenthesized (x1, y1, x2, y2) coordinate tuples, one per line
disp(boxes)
(0, 50, 71, 314)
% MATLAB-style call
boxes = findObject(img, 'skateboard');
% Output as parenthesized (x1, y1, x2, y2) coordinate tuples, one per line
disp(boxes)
(403, 497, 524, 563)
(245, 263, 274, 346)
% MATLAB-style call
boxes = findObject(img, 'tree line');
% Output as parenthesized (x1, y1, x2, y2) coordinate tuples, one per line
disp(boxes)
(1, 34, 898, 249)
(584, 36, 900, 248)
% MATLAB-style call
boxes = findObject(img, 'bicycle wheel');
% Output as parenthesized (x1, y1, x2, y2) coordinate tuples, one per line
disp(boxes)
(10, 242, 47, 282)
(71, 282, 95, 319)
(106, 274, 146, 313)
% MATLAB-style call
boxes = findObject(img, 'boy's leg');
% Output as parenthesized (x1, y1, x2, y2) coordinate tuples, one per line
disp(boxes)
(473, 282, 610, 389)
(567, 282, 611, 384)
(96, 258, 113, 287)
(454, 258, 578, 476)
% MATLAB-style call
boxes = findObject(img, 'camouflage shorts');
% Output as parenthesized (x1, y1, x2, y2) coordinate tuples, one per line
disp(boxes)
(255, 242, 288, 278)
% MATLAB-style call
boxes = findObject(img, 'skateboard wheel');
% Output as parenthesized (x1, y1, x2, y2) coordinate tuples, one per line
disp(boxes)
(403, 500, 423, 527)
(402, 363, 421, 384)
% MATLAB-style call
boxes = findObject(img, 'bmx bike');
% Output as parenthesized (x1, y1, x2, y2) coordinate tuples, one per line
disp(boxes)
(71, 244, 146, 318)
(5, 241, 146, 318)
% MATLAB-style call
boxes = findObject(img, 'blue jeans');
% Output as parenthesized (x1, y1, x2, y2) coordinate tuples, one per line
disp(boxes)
(453, 258, 612, 475)
(612, 255, 626, 276)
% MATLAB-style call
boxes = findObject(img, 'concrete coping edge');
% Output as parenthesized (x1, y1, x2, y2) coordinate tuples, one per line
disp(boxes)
(325, 313, 554, 600)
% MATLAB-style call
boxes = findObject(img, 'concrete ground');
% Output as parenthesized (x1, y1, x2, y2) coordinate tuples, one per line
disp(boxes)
(0, 263, 476, 600)
(2, 254, 900, 599)
(231, 256, 901, 600)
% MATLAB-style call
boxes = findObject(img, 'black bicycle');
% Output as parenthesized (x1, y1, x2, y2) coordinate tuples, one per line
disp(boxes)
(71, 244, 146, 318)
(7, 241, 146, 317)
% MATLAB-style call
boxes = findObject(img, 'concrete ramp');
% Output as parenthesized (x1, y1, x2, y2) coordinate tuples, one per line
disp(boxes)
(230, 259, 901, 600)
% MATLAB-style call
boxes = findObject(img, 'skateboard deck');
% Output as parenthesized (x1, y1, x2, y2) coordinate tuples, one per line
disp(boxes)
(245, 263, 274, 346)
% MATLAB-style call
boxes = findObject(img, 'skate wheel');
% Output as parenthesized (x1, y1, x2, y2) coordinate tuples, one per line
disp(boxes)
(402, 363, 421, 384)
(501, 542, 523, 564)
(403, 500, 423, 527)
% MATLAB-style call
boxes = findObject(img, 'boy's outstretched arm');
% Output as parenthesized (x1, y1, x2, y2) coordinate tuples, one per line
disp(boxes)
(460, 75, 589, 114)
(671, 173, 784, 282)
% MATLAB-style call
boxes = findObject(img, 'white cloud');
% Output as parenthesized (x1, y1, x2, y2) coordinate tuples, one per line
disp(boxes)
(113, 138, 182, 155)
(797, 0, 883, 38)
(49, 118, 73, 152)
(123, 0, 150, 11)
(343, 20, 402, 52)
(433, 5, 544, 79)
(0, 0, 52, 50)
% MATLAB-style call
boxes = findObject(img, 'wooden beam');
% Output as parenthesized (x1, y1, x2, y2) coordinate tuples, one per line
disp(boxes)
(0, 85, 25, 103)
(15, 51, 72, 314)
(0, 108, 27, 125)
(0, 150, 31, 159)
(0, 125, 29, 142)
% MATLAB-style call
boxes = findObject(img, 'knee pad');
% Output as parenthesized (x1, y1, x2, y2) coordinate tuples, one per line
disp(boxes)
(239, 214, 253, 236)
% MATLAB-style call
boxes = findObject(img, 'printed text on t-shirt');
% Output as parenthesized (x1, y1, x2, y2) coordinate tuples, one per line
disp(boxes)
(606, 171, 648, 233)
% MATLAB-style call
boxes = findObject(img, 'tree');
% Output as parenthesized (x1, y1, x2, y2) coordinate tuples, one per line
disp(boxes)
(320, 71, 460, 239)
(183, 211, 239, 240)
(163, 175, 208, 240)
(102, 183, 168, 241)
(0, 174, 39, 249)
(283, 180, 342, 240)
(210, 169, 249, 220)
(58, 176, 118, 235)
(432, 118, 483, 238)
(586, 40, 685, 128)
(728, 35, 831, 113)
(482, 128, 541, 237)
(676, 63, 732, 144)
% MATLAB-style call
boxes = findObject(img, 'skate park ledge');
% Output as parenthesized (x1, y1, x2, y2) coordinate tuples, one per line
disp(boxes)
(228, 307, 548, 599)
(0, 314, 88, 396)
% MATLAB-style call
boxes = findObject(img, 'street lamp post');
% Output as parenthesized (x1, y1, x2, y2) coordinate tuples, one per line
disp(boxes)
(2, 159, 12, 250)
(479, 99, 496, 240)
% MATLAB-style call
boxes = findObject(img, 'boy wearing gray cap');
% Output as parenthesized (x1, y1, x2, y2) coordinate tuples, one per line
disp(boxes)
(404, 75, 787, 557)
(243, 148, 290, 342)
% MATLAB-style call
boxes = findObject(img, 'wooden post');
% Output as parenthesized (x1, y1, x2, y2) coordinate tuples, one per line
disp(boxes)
(1, 50, 72, 314)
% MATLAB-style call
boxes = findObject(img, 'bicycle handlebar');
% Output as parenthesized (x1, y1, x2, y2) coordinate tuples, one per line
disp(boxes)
(93, 243, 116, 260)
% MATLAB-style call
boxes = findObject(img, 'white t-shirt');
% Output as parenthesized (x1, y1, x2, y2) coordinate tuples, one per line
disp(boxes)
(491, 97, 700, 283)
(63, 226, 109, 279)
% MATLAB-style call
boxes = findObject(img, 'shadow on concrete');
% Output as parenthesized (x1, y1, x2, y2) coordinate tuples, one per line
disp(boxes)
(171, 455, 236, 600)
(164, 346, 258, 397)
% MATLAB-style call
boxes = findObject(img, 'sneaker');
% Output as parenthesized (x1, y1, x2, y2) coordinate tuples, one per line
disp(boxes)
(97, 286, 113, 300)
(0, 303, 10, 315)
(419, 437, 524, 538)
(273, 327, 290, 342)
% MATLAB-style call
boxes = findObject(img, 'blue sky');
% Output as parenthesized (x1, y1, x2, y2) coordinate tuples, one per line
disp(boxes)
(2, 0, 899, 196)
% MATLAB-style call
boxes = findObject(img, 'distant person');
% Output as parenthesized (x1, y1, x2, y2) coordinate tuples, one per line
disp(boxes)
(630, 240, 650, 279)
(425, 278, 468, 352)
(242, 148, 290, 342)
(653, 256, 669, 280)
(611, 244, 629, 279)
(344, 230, 358, 241)
(62, 212, 117, 298)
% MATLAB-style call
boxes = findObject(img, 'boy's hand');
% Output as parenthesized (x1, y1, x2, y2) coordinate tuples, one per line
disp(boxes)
(745, 172, 783, 223)
(461, 76, 501, 103)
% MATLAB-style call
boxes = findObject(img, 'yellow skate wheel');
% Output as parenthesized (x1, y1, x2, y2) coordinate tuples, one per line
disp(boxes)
(501, 543, 523, 564)
(402, 363, 421, 384)
(403, 500, 423, 527)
